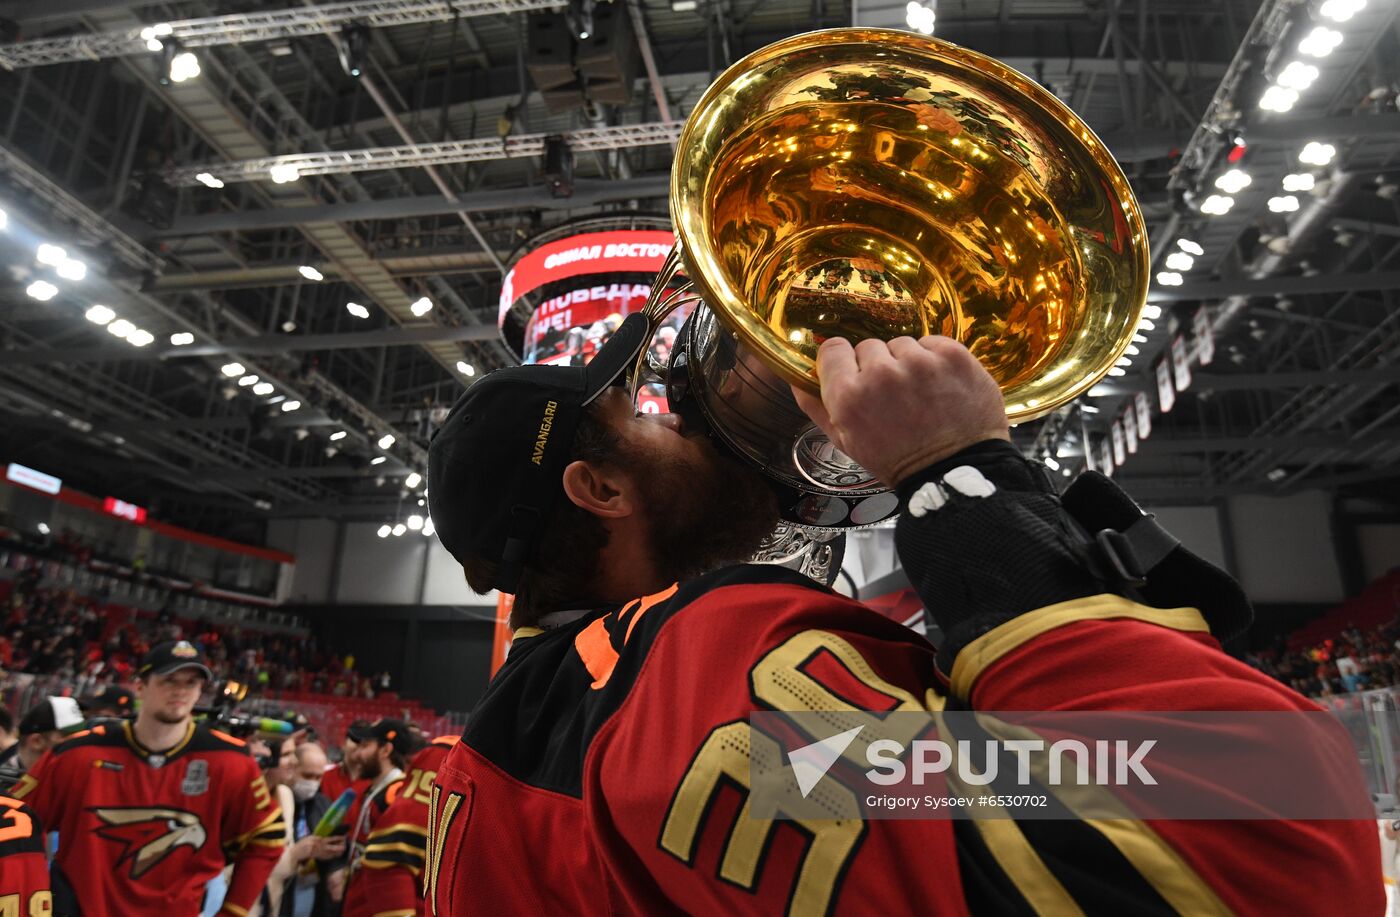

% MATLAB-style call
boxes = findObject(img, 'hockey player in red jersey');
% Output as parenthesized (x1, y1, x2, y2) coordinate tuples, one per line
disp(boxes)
(0, 795, 51, 911)
(11, 640, 286, 915)
(342, 735, 458, 917)
(422, 311, 1382, 915)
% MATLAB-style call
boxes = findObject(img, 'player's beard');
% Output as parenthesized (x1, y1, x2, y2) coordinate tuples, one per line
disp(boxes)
(153, 709, 188, 725)
(624, 436, 780, 583)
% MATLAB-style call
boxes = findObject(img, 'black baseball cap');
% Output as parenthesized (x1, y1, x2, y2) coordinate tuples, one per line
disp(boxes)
(428, 312, 651, 591)
(137, 640, 213, 680)
(82, 685, 136, 714)
(19, 696, 85, 736)
(347, 718, 414, 756)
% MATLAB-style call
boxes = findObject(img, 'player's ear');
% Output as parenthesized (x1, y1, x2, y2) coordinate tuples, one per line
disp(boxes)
(561, 459, 634, 520)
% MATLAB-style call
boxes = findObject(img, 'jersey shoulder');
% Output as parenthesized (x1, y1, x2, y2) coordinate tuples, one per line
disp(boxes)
(185, 724, 254, 756)
(47, 723, 126, 758)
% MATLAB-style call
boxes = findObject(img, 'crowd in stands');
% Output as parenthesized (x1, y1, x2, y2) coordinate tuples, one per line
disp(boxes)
(0, 567, 392, 701)
(1246, 620, 1400, 698)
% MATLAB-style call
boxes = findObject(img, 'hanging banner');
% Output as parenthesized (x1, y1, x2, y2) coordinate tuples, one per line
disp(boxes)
(1100, 438, 1115, 477)
(1156, 358, 1176, 413)
(1171, 335, 1193, 392)
(1111, 421, 1126, 466)
(1135, 391, 1153, 439)
(1194, 306, 1215, 366)
(1123, 407, 1139, 454)
(6, 462, 61, 495)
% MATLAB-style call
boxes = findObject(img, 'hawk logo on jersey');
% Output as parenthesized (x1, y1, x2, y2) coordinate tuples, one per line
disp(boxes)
(92, 806, 208, 878)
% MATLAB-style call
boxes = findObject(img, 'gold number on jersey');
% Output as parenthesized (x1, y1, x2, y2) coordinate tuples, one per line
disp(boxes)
(660, 722, 864, 917)
(250, 776, 273, 811)
(425, 784, 464, 916)
(405, 767, 437, 806)
(0, 893, 50, 917)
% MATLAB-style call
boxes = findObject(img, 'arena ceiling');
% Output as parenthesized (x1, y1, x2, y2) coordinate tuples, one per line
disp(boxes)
(1, 0, 1399, 541)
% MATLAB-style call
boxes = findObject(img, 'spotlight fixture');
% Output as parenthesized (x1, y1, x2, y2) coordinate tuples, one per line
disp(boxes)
(1141, 305, 1162, 320)
(1164, 252, 1194, 271)
(107, 318, 135, 338)
(407, 514, 424, 531)
(409, 297, 433, 317)
(423, 518, 436, 537)
(456, 361, 475, 376)
(56, 258, 86, 281)
(1259, 86, 1298, 112)
(85, 305, 115, 325)
(1276, 61, 1319, 91)
(1213, 169, 1252, 194)
(377, 434, 395, 449)
(1200, 194, 1234, 215)
(392, 523, 406, 537)
(336, 24, 370, 78)
(1268, 195, 1300, 213)
(329, 430, 347, 441)
(269, 163, 300, 184)
(195, 172, 224, 189)
(905, 0, 936, 34)
(346, 302, 370, 318)
(404, 471, 422, 489)
(127, 329, 154, 347)
(1266, 467, 1289, 482)
(1298, 142, 1336, 166)
(377, 524, 392, 538)
(1177, 239, 1204, 256)
(170, 332, 194, 345)
(26, 280, 58, 301)
(1319, 0, 1366, 23)
(1155, 271, 1184, 286)
(36, 243, 66, 266)
(281, 400, 302, 412)
(1282, 173, 1316, 192)
(168, 49, 201, 83)
(370, 456, 387, 466)
(298, 265, 324, 282)
(252, 382, 274, 395)
(221, 362, 245, 377)
(1298, 26, 1343, 57)
(238, 374, 259, 387)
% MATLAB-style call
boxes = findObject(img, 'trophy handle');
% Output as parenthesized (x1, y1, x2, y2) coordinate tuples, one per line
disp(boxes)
(629, 242, 706, 408)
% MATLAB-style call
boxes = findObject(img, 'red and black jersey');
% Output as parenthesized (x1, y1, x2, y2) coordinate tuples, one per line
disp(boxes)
(343, 736, 459, 917)
(426, 564, 1382, 916)
(11, 720, 286, 917)
(0, 795, 51, 911)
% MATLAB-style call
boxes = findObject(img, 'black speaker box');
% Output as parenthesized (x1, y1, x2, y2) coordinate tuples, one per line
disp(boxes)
(526, 12, 576, 91)
(576, 1, 636, 104)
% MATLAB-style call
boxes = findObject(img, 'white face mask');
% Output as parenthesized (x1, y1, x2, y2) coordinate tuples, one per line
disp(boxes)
(292, 779, 321, 802)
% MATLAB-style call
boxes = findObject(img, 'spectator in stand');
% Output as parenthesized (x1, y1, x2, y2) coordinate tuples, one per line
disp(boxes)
(1247, 616, 1400, 698)
(277, 742, 345, 917)
(80, 685, 135, 720)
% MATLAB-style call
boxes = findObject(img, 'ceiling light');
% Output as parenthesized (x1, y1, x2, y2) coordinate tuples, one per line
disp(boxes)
(1164, 252, 1194, 271)
(1258, 86, 1298, 112)
(1043, 456, 1060, 471)
(36, 243, 66, 266)
(377, 524, 391, 538)
(0, 208, 7, 230)
(423, 518, 436, 537)
(1266, 467, 1289, 482)
(195, 172, 224, 188)
(346, 302, 370, 318)
(170, 332, 194, 345)
(370, 456, 387, 465)
(1132, 333, 1148, 343)
(1282, 173, 1316, 192)
(1107, 367, 1127, 377)
(56, 258, 86, 281)
(377, 434, 395, 449)
(1298, 26, 1343, 57)
(252, 382, 274, 395)
(409, 296, 433, 317)
(1268, 195, 1300, 213)
(1214, 169, 1252, 193)
(169, 50, 201, 82)
(238, 374, 258, 386)
(1319, 0, 1366, 23)
(329, 430, 347, 441)
(26, 280, 58, 301)
(1138, 318, 1155, 331)
(456, 361, 475, 376)
(392, 523, 406, 537)
(85, 305, 115, 325)
(1080, 404, 1100, 413)
(281, 400, 301, 412)
(298, 265, 324, 282)
(1200, 194, 1234, 215)
(1142, 304, 1162, 320)
(221, 362, 245, 377)
(905, 1, 936, 34)
(407, 514, 424, 531)
(1155, 271, 1183, 286)
(269, 163, 300, 184)
(1116, 356, 1133, 366)
(107, 318, 135, 338)
(1276, 61, 1319, 91)
(127, 329, 154, 347)
(1177, 239, 1204, 256)
(671, 0, 698, 8)
(405, 471, 422, 489)
(1124, 345, 1140, 356)
(1299, 142, 1336, 166)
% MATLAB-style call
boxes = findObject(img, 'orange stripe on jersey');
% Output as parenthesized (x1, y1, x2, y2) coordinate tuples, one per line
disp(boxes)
(575, 584, 678, 690)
